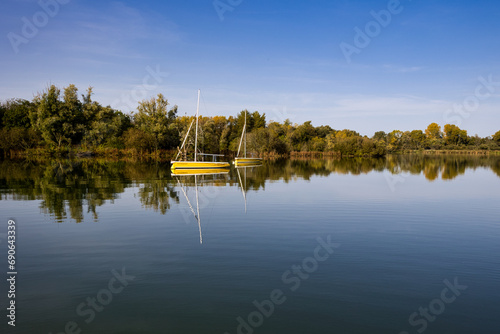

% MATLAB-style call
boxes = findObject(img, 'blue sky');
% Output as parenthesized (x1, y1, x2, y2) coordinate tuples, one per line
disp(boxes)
(1, 0, 500, 136)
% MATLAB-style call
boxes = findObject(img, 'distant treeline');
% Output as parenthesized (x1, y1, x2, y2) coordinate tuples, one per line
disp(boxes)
(1, 84, 499, 158)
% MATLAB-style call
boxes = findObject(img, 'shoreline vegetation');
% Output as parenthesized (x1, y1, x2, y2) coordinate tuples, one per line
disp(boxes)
(1, 84, 499, 160)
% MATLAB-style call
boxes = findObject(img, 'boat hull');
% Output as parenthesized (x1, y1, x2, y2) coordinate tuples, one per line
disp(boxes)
(171, 161, 230, 171)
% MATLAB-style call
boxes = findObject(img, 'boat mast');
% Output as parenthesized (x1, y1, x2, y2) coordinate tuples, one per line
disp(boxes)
(244, 110, 247, 158)
(236, 112, 246, 158)
(194, 89, 200, 162)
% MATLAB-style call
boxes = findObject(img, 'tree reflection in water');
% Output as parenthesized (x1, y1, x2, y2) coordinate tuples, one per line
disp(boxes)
(0, 154, 498, 222)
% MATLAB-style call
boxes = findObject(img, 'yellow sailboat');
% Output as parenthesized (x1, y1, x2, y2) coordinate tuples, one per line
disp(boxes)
(234, 110, 263, 167)
(171, 90, 230, 172)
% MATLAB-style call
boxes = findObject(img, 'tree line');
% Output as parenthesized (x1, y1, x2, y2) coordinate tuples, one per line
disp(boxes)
(1, 84, 499, 158)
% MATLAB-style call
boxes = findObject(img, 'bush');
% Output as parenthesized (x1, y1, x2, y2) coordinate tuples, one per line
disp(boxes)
(0, 127, 40, 151)
(122, 128, 155, 151)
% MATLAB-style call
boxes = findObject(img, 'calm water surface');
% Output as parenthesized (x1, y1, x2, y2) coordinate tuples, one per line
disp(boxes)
(0, 155, 499, 334)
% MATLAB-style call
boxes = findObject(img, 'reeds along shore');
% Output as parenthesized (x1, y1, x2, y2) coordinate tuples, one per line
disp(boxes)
(3, 147, 500, 163)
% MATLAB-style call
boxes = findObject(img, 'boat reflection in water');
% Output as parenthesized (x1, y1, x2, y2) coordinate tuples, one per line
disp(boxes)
(171, 168, 230, 176)
(235, 161, 263, 213)
(172, 169, 229, 244)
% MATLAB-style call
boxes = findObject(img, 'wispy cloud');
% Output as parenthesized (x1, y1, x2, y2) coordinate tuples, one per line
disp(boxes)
(383, 64, 425, 73)
(37, 1, 183, 59)
(329, 94, 449, 117)
(162, 88, 451, 119)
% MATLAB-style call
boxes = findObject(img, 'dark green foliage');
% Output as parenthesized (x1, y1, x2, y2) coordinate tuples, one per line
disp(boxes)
(315, 125, 334, 138)
(0, 103, 5, 128)
(372, 131, 387, 141)
(444, 124, 468, 146)
(134, 94, 179, 151)
(493, 130, 500, 144)
(122, 128, 155, 151)
(30, 85, 75, 148)
(0, 127, 39, 151)
(410, 130, 426, 149)
(2, 99, 34, 128)
(252, 111, 266, 129)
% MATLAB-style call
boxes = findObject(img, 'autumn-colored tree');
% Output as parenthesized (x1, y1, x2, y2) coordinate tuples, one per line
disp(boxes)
(387, 130, 403, 151)
(425, 123, 442, 139)
(443, 124, 468, 146)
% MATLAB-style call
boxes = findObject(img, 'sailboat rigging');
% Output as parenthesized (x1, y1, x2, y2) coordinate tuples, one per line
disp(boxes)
(234, 110, 263, 166)
(171, 90, 230, 172)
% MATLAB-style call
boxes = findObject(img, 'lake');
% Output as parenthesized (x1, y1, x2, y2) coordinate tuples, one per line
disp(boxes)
(0, 155, 499, 334)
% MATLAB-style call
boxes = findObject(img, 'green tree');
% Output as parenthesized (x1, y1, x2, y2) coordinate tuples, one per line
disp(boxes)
(252, 111, 266, 129)
(372, 131, 387, 141)
(290, 121, 316, 151)
(219, 126, 231, 153)
(315, 125, 334, 138)
(247, 127, 270, 153)
(0, 127, 39, 152)
(310, 136, 326, 151)
(63, 84, 84, 143)
(410, 130, 426, 149)
(235, 110, 250, 135)
(199, 118, 219, 153)
(333, 136, 362, 156)
(2, 99, 33, 129)
(82, 87, 100, 126)
(0, 102, 5, 128)
(134, 94, 178, 152)
(267, 121, 289, 154)
(493, 130, 500, 144)
(30, 85, 77, 149)
(80, 87, 130, 149)
(122, 128, 155, 151)
(83, 107, 130, 148)
(443, 124, 468, 146)
(387, 130, 403, 152)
